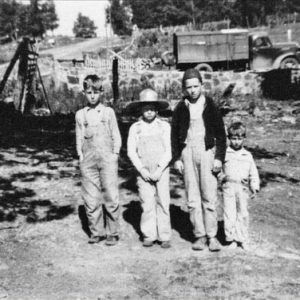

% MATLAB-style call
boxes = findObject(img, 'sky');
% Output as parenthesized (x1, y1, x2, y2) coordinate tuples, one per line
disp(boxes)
(21, 0, 110, 37)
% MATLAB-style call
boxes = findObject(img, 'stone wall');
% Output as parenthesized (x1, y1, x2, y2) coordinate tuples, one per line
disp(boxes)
(49, 65, 262, 113)
(0, 58, 262, 114)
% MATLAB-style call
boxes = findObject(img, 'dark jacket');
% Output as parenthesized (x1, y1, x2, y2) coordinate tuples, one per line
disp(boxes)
(171, 96, 227, 163)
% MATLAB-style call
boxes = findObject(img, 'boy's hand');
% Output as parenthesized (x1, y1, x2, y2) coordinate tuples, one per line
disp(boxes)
(140, 167, 151, 182)
(174, 160, 184, 174)
(79, 153, 83, 162)
(212, 159, 222, 174)
(151, 167, 163, 182)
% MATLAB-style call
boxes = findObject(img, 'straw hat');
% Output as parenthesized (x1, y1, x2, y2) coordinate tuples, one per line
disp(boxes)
(126, 89, 169, 114)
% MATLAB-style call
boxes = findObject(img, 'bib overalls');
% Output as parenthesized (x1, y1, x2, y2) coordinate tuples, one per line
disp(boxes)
(80, 108, 120, 238)
(135, 122, 172, 243)
(182, 111, 218, 239)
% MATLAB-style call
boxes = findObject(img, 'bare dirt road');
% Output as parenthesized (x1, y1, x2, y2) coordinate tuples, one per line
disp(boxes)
(40, 37, 122, 60)
(0, 98, 299, 299)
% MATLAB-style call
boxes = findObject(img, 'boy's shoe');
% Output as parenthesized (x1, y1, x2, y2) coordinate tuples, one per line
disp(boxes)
(160, 241, 171, 249)
(227, 241, 238, 250)
(208, 237, 221, 252)
(105, 235, 119, 246)
(192, 237, 207, 251)
(88, 236, 106, 244)
(143, 240, 154, 247)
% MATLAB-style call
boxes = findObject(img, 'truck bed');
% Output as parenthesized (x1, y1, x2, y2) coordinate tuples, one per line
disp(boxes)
(174, 30, 249, 65)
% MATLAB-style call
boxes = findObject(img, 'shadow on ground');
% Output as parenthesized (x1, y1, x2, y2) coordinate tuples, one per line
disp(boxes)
(0, 114, 77, 224)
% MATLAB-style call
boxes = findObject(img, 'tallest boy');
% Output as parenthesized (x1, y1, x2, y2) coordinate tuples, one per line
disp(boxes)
(171, 69, 227, 251)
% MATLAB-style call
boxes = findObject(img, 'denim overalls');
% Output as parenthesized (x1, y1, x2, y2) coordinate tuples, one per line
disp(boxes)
(80, 107, 120, 238)
(135, 122, 171, 243)
(182, 110, 218, 239)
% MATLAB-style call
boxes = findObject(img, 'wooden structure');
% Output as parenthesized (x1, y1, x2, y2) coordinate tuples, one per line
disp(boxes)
(0, 37, 51, 114)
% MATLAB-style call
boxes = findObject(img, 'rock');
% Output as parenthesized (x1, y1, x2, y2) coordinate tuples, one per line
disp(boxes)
(235, 110, 248, 116)
(0, 292, 8, 299)
(281, 116, 296, 124)
(0, 262, 9, 271)
(292, 100, 300, 107)
(252, 107, 263, 117)
(292, 108, 300, 115)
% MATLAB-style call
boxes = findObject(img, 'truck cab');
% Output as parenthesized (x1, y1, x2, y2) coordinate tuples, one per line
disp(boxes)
(249, 31, 300, 71)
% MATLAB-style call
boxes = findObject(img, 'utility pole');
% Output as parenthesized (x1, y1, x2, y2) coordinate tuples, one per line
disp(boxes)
(190, 0, 196, 28)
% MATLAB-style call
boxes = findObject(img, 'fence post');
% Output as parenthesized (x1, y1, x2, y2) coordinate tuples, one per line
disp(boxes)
(112, 57, 119, 105)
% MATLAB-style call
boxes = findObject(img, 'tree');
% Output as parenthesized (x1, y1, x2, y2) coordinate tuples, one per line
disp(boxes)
(73, 13, 97, 38)
(41, 0, 59, 33)
(0, 0, 20, 40)
(26, 0, 45, 37)
(121, 0, 300, 29)
(106, 0, 132, 36)
(16, 0, 59, 38)
(125, 0, 189, 29)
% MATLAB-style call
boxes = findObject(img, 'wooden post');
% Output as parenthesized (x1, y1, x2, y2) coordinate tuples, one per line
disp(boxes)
(112, 57, 119, 105)
(0, 39, 25, 94)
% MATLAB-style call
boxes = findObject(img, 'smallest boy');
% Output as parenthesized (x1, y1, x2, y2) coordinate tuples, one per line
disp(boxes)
(221, 122, 260, 250)
(127, 89, 172, 248)
(75, 74, 121, 246)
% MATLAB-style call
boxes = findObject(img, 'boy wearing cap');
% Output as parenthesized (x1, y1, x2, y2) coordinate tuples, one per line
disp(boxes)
(171, 68, 226, 251)
(75, 74, 121, 246)
(127, 88, 172, 248)
(221, 121, 260, 250)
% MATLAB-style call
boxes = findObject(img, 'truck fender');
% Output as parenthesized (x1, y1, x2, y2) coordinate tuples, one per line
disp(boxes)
(195, 63, 213, 72)
(272, 53, 299, 69)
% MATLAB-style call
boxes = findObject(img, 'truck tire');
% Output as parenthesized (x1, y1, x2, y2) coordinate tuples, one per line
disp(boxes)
(279, 57, 299, 69)
(195, 63, 213, 72)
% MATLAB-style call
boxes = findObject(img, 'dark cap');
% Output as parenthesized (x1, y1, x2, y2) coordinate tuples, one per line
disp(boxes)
(182, 68, 203, 86)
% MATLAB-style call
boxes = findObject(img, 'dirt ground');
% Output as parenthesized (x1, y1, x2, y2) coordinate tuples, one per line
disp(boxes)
(0, 99, 299, 300)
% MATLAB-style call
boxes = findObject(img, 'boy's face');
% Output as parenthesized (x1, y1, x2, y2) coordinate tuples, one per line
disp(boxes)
(184, 78, 202, 103)
(141, 104, 157, 123)
(229, 135, 244, 150)
(85, 87, 101, 107)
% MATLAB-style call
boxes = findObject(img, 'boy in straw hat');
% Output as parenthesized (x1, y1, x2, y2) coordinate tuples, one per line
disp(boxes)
(127, 88, 172, 248)
(75, 74, 121, 246)
(171, 68, 227, 251)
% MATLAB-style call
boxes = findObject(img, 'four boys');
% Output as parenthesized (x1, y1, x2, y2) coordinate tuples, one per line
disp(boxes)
(76, 72, 260, 251)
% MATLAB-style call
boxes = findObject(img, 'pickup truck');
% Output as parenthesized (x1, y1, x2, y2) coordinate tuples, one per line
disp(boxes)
(172, 29, 300, 71)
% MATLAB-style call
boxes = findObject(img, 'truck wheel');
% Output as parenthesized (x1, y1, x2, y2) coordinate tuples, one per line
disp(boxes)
(195, 63, 213, 72)
(279, 57, 299, 69)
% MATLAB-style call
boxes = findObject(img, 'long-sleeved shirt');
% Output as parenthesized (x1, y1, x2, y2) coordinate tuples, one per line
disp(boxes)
(75, 103, 121, 157)
(127, 118, 171, 173)
(222, 146, 260, 192)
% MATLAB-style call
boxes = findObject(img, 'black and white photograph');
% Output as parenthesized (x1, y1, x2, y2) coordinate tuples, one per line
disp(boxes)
(0, 0, 299, 299)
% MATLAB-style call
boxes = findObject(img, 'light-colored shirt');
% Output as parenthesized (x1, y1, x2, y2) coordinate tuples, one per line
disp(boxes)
(127, 118, 171, 172)
(185, 95, 206, 144)
(75, 103, 121, 156)
(185, 94, 206, 120)
(223, 146, 260, 192)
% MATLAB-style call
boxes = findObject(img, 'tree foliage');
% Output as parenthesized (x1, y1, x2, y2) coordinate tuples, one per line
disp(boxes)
(73, 13, 97, 38)
(106, 0, 132, 36)
(108, 0, 300, 32)
(0, 0, 59, 40)
(0, 0, 21, 40)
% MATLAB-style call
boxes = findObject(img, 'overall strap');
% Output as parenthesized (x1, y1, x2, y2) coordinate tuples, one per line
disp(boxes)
(83, 108, 88, 127)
